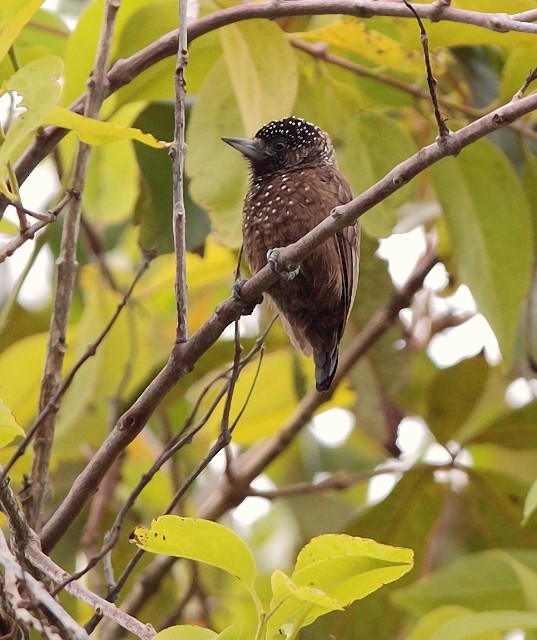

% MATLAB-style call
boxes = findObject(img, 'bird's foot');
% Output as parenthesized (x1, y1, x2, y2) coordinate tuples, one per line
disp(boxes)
(267, 248, 302, 282)
(232, 278, 263, 315)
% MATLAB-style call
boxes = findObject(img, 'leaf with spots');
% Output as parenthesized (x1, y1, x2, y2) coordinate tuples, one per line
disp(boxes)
(130, 516, 259, 604)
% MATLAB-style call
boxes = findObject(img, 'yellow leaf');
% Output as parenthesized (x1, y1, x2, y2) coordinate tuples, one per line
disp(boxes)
(293, 19, 424, 74)
(187, 349, 356, 445)
(0, 0, 43, 62)
(44, 106, 169, 148)
(0, 399, 25, 449)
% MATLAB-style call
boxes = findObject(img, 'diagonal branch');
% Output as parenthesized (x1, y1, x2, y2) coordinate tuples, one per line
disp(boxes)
(37, 89, 537, 554)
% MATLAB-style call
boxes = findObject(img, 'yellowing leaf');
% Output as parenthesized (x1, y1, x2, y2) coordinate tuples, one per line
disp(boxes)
(292, 534, 413, 626)
(186, 349, 355, 445)
(185, 57, 245, 248)
(0, 399, 24, 449)
(154, 625, 241, 640)
(0, 55, 63, 199)
(294, 19, 424, 74)
(0, 0, 43, 62)
(220, 20, 298, 133)
(154, 626, 217, 640)
(266, 535, 413, 635)
(131, 516, 257, 587)
(44, 106, 169, 148)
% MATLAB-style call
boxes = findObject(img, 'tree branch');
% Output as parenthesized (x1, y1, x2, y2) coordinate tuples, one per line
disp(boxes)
(171, 0, 189, 342)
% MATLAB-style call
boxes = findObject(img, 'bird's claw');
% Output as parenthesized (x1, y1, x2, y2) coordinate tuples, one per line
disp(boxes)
(267, 248, 301, 282)
(232, 278, 263, 315)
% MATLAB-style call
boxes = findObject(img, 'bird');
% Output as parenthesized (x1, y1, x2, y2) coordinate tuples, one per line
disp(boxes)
(222, 116, 360, 392)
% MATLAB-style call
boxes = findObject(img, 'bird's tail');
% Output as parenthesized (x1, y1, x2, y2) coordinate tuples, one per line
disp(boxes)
(314, 345, 339, 392)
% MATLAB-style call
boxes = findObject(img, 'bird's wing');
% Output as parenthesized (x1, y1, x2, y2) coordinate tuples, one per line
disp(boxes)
(332, 171, 360, 335)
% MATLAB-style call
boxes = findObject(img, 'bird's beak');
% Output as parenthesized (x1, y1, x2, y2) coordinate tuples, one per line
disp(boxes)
(222, 136, 266, 162)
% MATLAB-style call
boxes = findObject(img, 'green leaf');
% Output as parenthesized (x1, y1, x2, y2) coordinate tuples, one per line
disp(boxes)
(392, 549, 537, 616)
(0, 398, 24, 449)
(429, 611, 537, 640)
(339, 112, 417, 237)
(0, 55, 62, 199)
(271, 569, 343, 611)
(0, 0, 43, 62)
(44, 106, 168, 147)
(425, 354, 489, 444)
(409, 606, 502, 640)
(154, 626, 217, 640)
(130, 515, 257, 588)
(133, 102, 211, 254)
(523, 480, 537, 526)
(290, 534, 413, 626)
(220, 20, 298, 134)
(185, 56, 245, 248)
(431, 139, 533, 362)
(465, 401, 537, 449)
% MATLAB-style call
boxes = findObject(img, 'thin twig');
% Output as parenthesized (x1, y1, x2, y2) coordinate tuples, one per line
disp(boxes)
(512, 65, 537, 101)
(403, 0, 450, 141)
(0, 190, 73, 263)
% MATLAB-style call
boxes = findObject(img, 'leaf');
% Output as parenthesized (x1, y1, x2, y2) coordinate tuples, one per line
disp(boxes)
(425, 354, 489, 444)
(0, 0, 44, 62)
(154, 626, 217, 640)
(465, 401, 537, 449)
(0, 55, 63, 199)
(290, 534, 413, 626)
(429, 611, 537, 640)
(185, 56, 245, 248)
(220, 20, 298, 133)
(409, 606, 502, 640)
(0, 9, 68, 86)
(431, 139, 533, 362)
(271, 569, 343, 610)
(339, 112, 417, 237)
(82, 103, 143, 225)
(186, 349, 355, 445)
(0, 332, 48, 427)
(392, 549, 537, 616)
(0, 399, 25, 448)
(44, 106, 168, 147)
(523, 480, 537, 526)
(293, 19, 424, 74)
(130, 515, 257, 588)
(133, 102, 210, 254)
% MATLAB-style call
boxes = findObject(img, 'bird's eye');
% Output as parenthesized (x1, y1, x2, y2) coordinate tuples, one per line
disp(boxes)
(272, 140, 288, 152)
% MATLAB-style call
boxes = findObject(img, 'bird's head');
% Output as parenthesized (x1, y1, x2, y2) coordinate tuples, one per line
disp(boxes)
(222, 117, 335, 179)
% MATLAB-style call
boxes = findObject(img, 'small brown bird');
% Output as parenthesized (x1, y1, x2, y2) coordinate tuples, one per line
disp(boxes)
(223, 117, 360, 392)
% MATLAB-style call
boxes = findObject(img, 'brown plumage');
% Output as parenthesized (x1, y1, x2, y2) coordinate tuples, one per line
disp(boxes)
(223, 117, 360, 392)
